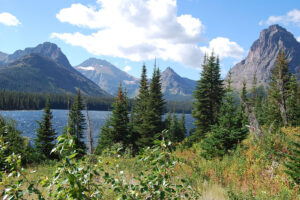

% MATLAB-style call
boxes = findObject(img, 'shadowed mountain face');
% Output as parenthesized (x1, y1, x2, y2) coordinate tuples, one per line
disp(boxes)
(75, 58, 140, 97)
(229, 24, 300, 89)
(76, 59, 196, 100)
(3, 42, 72, 69)
(0, 43, 110, 97)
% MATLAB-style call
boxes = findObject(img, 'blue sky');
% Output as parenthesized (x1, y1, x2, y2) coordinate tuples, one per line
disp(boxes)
(1, 0, 300, 80)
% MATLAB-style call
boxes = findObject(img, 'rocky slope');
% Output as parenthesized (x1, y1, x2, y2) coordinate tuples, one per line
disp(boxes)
(75, 58, 139, 97)
(161, 67, 196, 100)
(229, 24, 300, 89)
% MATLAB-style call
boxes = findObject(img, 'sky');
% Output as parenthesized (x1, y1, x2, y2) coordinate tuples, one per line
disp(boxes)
(1, 0, 300, 80)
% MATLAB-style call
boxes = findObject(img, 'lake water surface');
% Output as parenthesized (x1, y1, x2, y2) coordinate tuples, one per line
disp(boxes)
(0, 110, 194, 146)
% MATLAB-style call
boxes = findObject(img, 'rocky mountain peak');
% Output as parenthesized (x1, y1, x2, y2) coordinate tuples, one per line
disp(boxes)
(164, 66, 175, 72)
(160, 67, 197, 100)
(161, 67, 180, 77)
(229, 24, 300, 89)
(6, 42, 72, 68)
(75, 58, 139, 97)
(80, 58, 114, 68)
(250, 24, 296, 53)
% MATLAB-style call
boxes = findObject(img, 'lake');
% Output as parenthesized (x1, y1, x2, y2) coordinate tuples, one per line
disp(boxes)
(0, 110, 194, 146)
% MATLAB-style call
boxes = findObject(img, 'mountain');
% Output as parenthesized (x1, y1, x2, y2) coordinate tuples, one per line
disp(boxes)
(76, 58, 196, 100)
(3, 42, 72, 69)
(75, 58, 139, 97)
(0, 54, 109, 96)
(229, 24, 300, 89)
(161, 67, 197, 100)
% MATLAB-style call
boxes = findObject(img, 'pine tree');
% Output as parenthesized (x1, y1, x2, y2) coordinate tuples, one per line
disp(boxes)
(287, 75, 300, 126)
(148, 65, 165, 139)
(240, 81, 249, 127)
(241, 81, 248, 112)
(164, 111, 172, 130)
(178, 113, 187, 142)
(250, 73, 258, 106)
(192, 53, 224, 140)
(110, 84, 130, 145)
(254, 86, 266, 125)
(201, 72, 247, 158)
(95, 117, 113, 155)
(96, 84, 131, 154)
(135, 64, 152, 148)
(284, 133, 300, 184)
(35, 97, 57, 159)
(69, 89, 86, 152)
(128, 105, 139, 153)
(268, 51, 290, 126)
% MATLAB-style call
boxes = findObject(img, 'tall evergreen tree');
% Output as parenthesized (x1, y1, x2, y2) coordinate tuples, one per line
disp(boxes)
(164, 111, 172, 131)
(148, 65, 165, 139)
(250, 73, 258, 106)
(192, 53, 224, 140)
(128, 105, 139, 153)
(241, 81, 248, 112)
(110, 84, 130, 145)
(96, 84, 131, 154)
(201, 72, 248, 158)
(287, 74, 300, 126)
(95, 117, 113, 155)
(35, 97, 57, 159)
(178, 113, 187, 142)
(135, 64, 152, 148)
(135, 63, 165, 148)
(69, 89, 86, 151)
(268, 51, 290, 126)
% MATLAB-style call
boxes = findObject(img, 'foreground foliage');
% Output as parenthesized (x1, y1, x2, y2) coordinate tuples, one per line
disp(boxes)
(0, 132, 199, 200)
(178, 127, 299, 200)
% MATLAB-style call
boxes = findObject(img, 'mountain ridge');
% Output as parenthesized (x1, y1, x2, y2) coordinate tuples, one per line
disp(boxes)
(76, 58, 197, 100)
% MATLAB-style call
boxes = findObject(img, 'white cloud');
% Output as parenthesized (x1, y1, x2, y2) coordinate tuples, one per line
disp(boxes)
(200, 37, 244, 60)
(52, 0, 243, 69)
(297, 36, 300, 42)
(0, 12, 21, 26)
(259, 9, 300, 26)
(123, 65, 132, 72)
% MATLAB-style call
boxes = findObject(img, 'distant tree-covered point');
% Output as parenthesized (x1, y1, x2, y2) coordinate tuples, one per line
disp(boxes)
(0, 90, 193, 113)
(0, 90, 113, 111)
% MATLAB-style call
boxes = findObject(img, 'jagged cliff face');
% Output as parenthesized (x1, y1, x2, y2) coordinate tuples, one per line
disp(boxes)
(229, 24, 300, 89)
